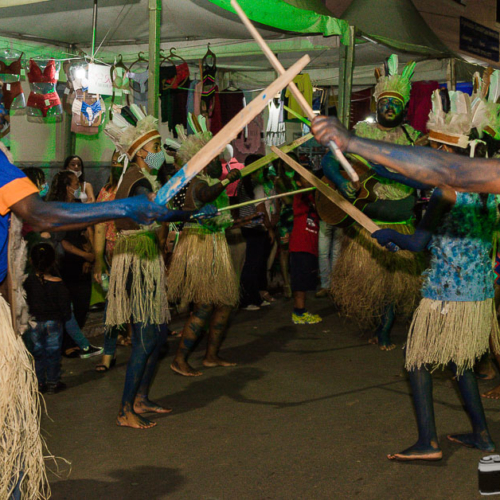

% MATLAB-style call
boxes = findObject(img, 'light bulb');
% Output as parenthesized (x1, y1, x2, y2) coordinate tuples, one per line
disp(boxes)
(75, 68, 86, 79)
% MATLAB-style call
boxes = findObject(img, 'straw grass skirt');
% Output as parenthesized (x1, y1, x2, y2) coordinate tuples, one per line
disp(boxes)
(0, 294, 49, 499)
(405, 297, 500, 375)
(168, 227, 239, 307)
(106, 230, 169, 326)
(330, 223, 425, 328)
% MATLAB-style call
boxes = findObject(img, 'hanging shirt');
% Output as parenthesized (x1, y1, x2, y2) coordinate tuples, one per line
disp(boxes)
(220, 158, 244, 197)
(0, 150, 39, 283)
(285, 73, 313, 120)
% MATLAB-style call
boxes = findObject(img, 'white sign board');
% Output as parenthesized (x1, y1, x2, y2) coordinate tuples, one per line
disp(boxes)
(88, 63, 113, 95)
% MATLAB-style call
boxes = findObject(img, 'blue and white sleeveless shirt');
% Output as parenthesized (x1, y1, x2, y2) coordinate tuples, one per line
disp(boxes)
(422, 192, 499, 302)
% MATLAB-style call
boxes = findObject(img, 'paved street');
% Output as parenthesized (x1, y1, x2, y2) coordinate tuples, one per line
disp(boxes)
(45, 296, 497, 499)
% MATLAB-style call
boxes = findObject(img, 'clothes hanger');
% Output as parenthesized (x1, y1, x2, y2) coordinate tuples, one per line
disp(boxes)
(202, 43, 216, 71)
(128, 51, 148, 73)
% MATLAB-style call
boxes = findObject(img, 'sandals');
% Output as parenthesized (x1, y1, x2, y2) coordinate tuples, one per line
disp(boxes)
(95, 358, 116, 373)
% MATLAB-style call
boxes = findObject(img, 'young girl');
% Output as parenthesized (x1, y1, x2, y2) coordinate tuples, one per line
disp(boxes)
(23, 243, 71, 394)
(62, 155, 95, 203)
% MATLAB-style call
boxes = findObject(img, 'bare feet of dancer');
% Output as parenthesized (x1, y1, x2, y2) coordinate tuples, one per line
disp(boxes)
(482, 384, 500, 399)
(368, 336, 396, 351)
(387, 441, 443, 461)
(170, 358, 202, 377)
(133, 394, 172, 414)
(116, 406, 157, 429)
(203, 355, 237, 368)
(447, 432, 495, 451)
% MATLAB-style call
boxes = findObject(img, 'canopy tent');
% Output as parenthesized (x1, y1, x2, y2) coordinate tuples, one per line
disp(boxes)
(340, 0, 452, 57)
(0, 0, 349, 48)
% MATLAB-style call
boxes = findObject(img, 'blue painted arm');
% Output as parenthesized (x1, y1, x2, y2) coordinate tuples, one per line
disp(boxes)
(372, 188, 456, 252)
(321, 152, 354, 197)
(370, 162, 432, 190)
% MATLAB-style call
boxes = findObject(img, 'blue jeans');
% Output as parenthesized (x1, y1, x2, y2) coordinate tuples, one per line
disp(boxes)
(318, 221, 343, 289)
(25, 320, 63, 385)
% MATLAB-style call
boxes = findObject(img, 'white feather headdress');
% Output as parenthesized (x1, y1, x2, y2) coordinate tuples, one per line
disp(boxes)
(373, 54, 416, 106)
(104, 104, 161, 161)
(471, 68, 500, 140)
(427, 89, 472, 149)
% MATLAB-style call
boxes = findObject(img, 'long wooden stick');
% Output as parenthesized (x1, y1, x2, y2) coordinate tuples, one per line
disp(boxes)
(218, 187, 315, 213)
(230, 0, 359, 184)
(155, 54, 311, 205)
(240, 133, 313, 178)
(271, 146, 381, 234)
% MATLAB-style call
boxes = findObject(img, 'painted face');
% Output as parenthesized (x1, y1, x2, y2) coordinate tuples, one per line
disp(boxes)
(66, 157, 83, 177)
(377, 97, 404, 128)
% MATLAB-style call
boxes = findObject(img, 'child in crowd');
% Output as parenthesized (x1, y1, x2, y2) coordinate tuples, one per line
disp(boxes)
(23, 243, 72, 394)
(289, 175, 322, 325)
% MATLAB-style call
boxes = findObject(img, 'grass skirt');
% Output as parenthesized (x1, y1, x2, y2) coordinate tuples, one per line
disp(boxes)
(330, 223, 425, 328)
(168, 227, 239, 307)
(0, 295, 49, 499)
(106, 230, 169, 326)
(405, 297, 500, 375)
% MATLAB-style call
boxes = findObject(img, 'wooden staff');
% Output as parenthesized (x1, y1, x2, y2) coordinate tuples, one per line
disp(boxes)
(271, 147, 381, 234)
(155, 54, 311, 205)
(230, 0, 359, 184)
(218, 187, 316, 213)
(240, 133, 313, 177)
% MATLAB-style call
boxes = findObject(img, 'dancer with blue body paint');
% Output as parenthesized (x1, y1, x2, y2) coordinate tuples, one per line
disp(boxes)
(104, 107, 216, 428)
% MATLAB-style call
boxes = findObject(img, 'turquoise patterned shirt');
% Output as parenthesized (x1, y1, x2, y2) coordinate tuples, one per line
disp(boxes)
(422, 192, 499, 302)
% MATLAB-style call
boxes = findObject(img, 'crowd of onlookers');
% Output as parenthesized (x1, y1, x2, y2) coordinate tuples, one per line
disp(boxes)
(21, 149, 337, 394)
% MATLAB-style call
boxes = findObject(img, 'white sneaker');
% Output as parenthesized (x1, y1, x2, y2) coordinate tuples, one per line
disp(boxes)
(260, 300, 271, 307)
(242, 304, 261, 311)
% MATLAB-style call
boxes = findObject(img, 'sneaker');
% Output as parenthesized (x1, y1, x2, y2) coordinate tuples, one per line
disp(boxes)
(46, 381, 67, 395)
(292, 311, 323, 325)
(260, 300, 271, 307)
(315, 288, 329, 298)
(242, 304, 261, 311)
(79, 345, 104, 359)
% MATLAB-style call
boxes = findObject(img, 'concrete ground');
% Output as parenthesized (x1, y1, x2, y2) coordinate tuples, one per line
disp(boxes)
(44, 296, 500, 500)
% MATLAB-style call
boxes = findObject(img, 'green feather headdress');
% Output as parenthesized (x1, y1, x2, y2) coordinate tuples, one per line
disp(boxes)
(373, 54, 415, 106)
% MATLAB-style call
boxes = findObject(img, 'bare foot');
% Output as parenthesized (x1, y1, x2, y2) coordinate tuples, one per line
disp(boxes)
(388, 442, 442, 461)
(170, 359, 202, 377)
(116, 410, 157, 429)
(447, 433, 495, 451)
(134, 395, 172, 415)
(482, 384, 500, 399)
(203, 356, 237, 368)
(380, 343, 396, 351)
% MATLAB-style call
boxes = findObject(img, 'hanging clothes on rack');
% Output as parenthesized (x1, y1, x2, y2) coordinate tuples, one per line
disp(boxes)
(266, 98, 286, 146)
(220, 86, 245, 127)
(285, 73, 312, 120)
(71, 88, 105, 135)
(26, 58, 62, 119)
(0, 51, 25, 112)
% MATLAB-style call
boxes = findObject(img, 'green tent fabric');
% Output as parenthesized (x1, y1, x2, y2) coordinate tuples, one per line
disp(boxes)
(207, 0, 350, 44)
(341, 0, 452, 57)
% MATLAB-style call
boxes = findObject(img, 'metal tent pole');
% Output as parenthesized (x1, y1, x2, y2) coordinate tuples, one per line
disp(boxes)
(148, 0, 161, 118)
(338, 26, 355, 128)
(91, 0, 98, 59)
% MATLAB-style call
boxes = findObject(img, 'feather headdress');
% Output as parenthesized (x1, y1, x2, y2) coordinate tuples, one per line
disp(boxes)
(471, 68, 500, 140)
(104, 104, 161, 161)
(427, 89, 472, 149)
(373, 54, 416, 105)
